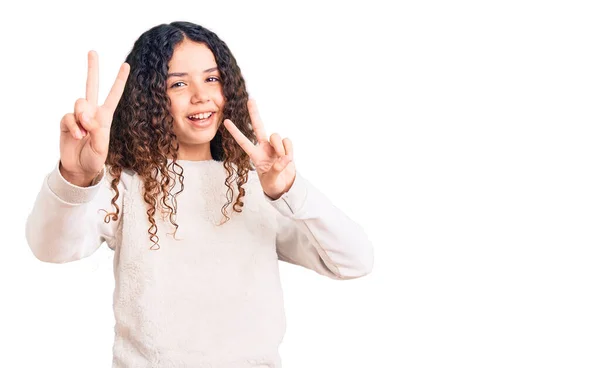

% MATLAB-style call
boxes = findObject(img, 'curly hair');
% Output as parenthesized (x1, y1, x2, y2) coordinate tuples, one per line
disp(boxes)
(103, 21, 256, 250)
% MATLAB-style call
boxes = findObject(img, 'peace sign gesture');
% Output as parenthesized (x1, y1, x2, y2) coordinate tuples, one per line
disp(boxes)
(59, 51, 130, 186)
(224, 100, 297, 200)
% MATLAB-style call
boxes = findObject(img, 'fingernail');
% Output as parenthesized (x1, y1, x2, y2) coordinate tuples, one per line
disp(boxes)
(82, 113, 90, 123)
(75, 130, 82, 139)
(80, 128, 87, 137)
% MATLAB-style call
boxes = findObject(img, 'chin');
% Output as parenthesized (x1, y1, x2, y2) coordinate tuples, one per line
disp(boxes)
(187, 130, 218, 144)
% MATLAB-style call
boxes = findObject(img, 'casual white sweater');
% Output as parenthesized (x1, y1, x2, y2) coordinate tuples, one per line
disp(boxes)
(25, 159, 373, 368)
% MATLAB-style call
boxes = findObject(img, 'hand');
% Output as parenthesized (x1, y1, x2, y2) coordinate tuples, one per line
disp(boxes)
(59, 51, 130, 186)
(224, 99, 296, 200)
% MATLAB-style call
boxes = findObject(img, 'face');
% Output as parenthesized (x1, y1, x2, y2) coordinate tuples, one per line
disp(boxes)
(166, 39, 225, 160)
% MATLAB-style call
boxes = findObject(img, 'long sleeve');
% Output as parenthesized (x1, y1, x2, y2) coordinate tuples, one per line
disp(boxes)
(267, 172, 374, 280)
(25, 161, 126, 263)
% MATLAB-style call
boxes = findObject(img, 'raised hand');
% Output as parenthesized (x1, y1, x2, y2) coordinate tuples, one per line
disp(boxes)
(224, 99, 296, 200)
(59, 51, 130, 186)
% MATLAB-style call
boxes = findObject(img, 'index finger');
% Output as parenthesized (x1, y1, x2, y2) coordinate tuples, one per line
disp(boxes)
(248, 99, 268, 143)
(224, 119, 256, 157)
(102, 63, 130, 113)
(86, 51, 99, 106)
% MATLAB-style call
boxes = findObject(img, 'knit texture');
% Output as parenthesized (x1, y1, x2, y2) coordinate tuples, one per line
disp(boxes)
(26, 160, 373, 367)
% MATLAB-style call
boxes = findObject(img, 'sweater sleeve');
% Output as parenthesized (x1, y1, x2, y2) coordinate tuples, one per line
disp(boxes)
(267, 173, 374, 280)
(25, 161, 127, 263)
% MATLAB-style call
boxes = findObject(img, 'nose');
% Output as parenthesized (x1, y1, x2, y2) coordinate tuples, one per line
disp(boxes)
(190, 82, 210, 104)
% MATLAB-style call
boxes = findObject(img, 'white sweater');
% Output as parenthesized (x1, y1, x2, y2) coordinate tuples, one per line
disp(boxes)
(26, 159, 373, 368)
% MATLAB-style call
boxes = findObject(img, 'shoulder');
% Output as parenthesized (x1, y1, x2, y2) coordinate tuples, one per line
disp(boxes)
(103, 166, 136, 192)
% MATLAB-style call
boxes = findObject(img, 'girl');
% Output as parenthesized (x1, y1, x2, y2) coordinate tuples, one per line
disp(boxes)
(26, 21, 373, 368)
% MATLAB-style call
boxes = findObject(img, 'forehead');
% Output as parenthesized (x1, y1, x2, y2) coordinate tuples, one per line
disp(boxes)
(168, 40, 217, 71)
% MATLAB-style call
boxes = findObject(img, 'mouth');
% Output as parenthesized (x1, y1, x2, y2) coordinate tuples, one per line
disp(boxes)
(187, 112, 216, 128)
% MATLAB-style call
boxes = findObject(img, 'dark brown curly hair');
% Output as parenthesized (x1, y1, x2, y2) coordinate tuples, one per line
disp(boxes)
(103, 21, 257, 250)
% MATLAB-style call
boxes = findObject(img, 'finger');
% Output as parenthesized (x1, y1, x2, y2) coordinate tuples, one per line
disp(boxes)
(102, 62, 130, 113)
(269, 133, 285, 157)
(224, 119, 256, 157)
(248, 99, 267, 143)
(282, 137, 294, 161)
(61, 113, 85, 140)
(74, 98, 94, 132)
(272, 155, 293, 173)
(86, 51, 99, 106)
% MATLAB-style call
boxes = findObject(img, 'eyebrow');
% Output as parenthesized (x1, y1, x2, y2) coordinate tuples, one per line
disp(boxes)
(167, 67, 219, 78)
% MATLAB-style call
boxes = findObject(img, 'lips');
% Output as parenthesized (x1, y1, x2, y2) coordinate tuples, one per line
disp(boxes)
(186, 112, 215, 129)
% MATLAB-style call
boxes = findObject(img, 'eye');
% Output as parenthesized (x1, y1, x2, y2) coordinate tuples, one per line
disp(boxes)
(206, 76, 220, 83)
(170, 81, 186, 88)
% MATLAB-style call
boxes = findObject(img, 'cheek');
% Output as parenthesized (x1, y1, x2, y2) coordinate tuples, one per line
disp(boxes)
(167, 95, 185, 117)
(214, 88, 226, 109)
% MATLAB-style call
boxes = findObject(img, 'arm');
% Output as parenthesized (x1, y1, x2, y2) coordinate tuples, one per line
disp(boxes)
(267, 173, 374, 280)
(29, 52, 130, 263)
(25, 161, 125, 263)
(223, 99, 372, 279)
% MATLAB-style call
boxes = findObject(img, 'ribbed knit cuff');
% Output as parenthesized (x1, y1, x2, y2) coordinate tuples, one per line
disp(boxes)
(47, 161, 106, 205)
(265, 172, 308, 217)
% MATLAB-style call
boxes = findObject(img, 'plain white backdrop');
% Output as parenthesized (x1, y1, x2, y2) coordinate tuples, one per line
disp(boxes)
(1, 0, 599, 367)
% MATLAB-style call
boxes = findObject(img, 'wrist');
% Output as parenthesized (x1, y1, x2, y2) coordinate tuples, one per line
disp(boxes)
(59, 162, 100, 187)
(264, 190, 282, 201)
(264, 176, 296, 201)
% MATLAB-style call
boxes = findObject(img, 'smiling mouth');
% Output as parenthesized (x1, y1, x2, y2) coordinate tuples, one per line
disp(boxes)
(188, 112, 214, 122)
(186, 112, 216, 128)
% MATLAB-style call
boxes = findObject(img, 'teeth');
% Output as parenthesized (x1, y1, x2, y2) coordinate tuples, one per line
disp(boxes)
(189, 112, 213, 120)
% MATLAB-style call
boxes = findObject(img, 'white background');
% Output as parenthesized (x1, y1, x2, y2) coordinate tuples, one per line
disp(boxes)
(1, 0, 599, 367)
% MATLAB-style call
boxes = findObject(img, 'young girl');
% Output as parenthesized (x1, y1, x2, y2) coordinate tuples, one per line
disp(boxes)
(26, 21, 373, 368)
